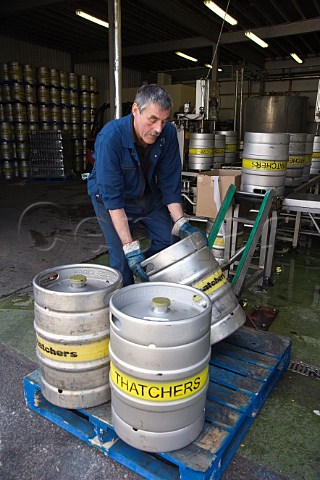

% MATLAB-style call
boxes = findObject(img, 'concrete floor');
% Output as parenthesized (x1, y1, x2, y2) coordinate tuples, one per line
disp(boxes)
(0, 177, 319, 480)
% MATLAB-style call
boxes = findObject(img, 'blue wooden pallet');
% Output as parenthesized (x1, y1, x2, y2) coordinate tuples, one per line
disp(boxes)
(23, 327, 291, 480)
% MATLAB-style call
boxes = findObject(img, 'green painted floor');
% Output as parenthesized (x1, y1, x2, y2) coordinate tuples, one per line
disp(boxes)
(0, 233, 319, 479)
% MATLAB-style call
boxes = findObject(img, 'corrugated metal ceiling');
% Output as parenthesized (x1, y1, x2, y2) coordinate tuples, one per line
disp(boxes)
(0, 0, 319, 82)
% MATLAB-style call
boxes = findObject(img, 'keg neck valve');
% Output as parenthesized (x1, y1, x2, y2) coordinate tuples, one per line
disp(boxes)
(151, 297, 171, 314)
(69, 274, 87, 288)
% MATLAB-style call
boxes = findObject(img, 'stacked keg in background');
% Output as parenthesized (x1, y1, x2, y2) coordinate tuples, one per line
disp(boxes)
(285, 133, 307, 188)
(216, 131, 237, 165)
(0, 61, 98, 179)
(303, 133, 315, 182)
(241, 132, 290, 196)
(311, 136, 320, 175)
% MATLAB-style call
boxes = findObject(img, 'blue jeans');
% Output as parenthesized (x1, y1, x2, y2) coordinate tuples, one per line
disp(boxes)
(91, 194, 179, 286)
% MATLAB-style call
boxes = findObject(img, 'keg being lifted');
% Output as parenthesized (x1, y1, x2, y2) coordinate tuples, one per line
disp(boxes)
(109, 282, 212, 452)
(141, 232, 246, 344)
(33, 264, 122, 409)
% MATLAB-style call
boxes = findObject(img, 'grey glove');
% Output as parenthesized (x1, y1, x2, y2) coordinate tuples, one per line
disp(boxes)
(172, 217, 207, 243)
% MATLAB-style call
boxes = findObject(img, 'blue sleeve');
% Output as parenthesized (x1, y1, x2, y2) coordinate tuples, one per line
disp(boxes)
(156, 124, 182, 205)
(92, 130, 126, 210)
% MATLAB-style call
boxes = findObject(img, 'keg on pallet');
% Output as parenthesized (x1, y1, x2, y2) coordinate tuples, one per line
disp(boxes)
(286, 133, 306, 188)
(310, 136, 320, 175)
(216, 131, 237, 165)
(188, 132, 214, 171)
(241, 132, 289, 196)
(141, 232, 246, 344)
(33, 264, 122, 409)
(109, 282, 212, 452)
(303, 134, 314, 182)
(213, 133, 226, 168)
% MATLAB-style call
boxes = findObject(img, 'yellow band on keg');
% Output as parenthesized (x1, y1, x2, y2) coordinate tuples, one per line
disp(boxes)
(225, 144, 237, 150)
(214, 148, 225, 154)
(213, 236, 225, 247)
(288, 156, 305, 165)
(193, 268, 227, 299)
(312, 152, 320, 158)
(304, 155, 312, 164)
(189, 148, 214, 155)
(110, 363, 208, 402)
(36, 334, 109, 362)
(242, 159, 287, 171)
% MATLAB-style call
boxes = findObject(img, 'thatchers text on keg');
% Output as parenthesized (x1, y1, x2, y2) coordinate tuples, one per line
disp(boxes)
(37, 339, 78, 358)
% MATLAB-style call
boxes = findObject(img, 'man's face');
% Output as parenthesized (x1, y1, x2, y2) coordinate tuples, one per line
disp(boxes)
(132, 102, 171, 146)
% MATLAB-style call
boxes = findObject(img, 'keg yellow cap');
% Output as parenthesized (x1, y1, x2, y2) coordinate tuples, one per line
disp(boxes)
(151, 297, 171, 308)
(70, 274, 87, 286)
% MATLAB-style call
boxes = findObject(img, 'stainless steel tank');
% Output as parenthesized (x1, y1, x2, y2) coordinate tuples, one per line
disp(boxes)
(310, 136, 320, 175)
(33, 264, 122, 409)
(241, 132, 289, 196)
(213, 134, 226, 168)
(109, 282, 212, 452)
(244, 95, 308, 134)
(141, 232, 246, 344)
(188, 132, 214, 170)
(285, 133, 307, 188)
(216, 131, 237, 165)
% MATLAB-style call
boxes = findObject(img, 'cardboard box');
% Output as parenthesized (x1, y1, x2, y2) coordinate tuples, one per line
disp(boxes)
(196, 169, 242, 218)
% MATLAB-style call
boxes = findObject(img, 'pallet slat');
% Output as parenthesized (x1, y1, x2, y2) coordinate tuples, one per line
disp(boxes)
(23, 327, 291, 480)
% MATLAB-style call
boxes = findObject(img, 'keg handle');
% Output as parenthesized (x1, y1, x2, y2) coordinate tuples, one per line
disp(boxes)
(110, 314, 121, 330)
(39, 272, 59, 286)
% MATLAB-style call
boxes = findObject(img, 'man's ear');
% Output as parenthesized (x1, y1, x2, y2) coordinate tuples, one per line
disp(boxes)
(132, 103, 139, 116)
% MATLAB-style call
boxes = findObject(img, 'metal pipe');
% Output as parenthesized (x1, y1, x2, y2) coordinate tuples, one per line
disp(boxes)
(234, 69, 239, 132)
(108, 0, 122, 119)
(239, 67, 244, 141)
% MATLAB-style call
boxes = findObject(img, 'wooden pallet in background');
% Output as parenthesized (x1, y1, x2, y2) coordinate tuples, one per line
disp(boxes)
(23, 327, 291, 480)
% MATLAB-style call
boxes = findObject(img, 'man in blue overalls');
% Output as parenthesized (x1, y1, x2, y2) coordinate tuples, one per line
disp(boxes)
(88, 84, 204, 286)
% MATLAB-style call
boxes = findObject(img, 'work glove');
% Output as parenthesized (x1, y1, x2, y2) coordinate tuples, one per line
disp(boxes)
(172, 216, 208, 244)
(123, 240, 149, 283)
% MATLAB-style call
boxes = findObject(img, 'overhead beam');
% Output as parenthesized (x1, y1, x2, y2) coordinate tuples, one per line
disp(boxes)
(0, 0, 65, 16)
(73, 36, 214, 63)
(73, 16, 320, 64)
(220, 17, 320, 44)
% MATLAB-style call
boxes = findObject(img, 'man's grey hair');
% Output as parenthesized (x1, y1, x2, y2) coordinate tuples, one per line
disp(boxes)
(134, 83, 173, 113)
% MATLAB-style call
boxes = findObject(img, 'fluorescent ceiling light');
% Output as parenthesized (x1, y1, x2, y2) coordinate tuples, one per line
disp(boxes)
(76, 10, 109, 28)
(205, 64, 223, 72)
(245, 31, 268, 48)
(290, 53, 303, 64)
(175, 51, 198, 62)
(203, 1, 238, 26)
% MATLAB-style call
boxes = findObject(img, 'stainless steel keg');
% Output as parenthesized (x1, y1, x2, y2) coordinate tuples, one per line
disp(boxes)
(213, 133, 226, 168)
(109, 282, 212, 452)
(310, 136, 320, 175)
(241, 132, 289, 196)
(216, 131, 237, 165)
(303, 134, 314, 182)
(33, 264, 122, 409)
(188, 132, 214, 171)
(286, 133, 307, 188)
(141, 232, 246, 344)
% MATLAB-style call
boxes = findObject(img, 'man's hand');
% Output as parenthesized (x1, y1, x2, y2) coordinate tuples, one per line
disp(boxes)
(123, 240, 149, 282)
(172, 217, 207, 244)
